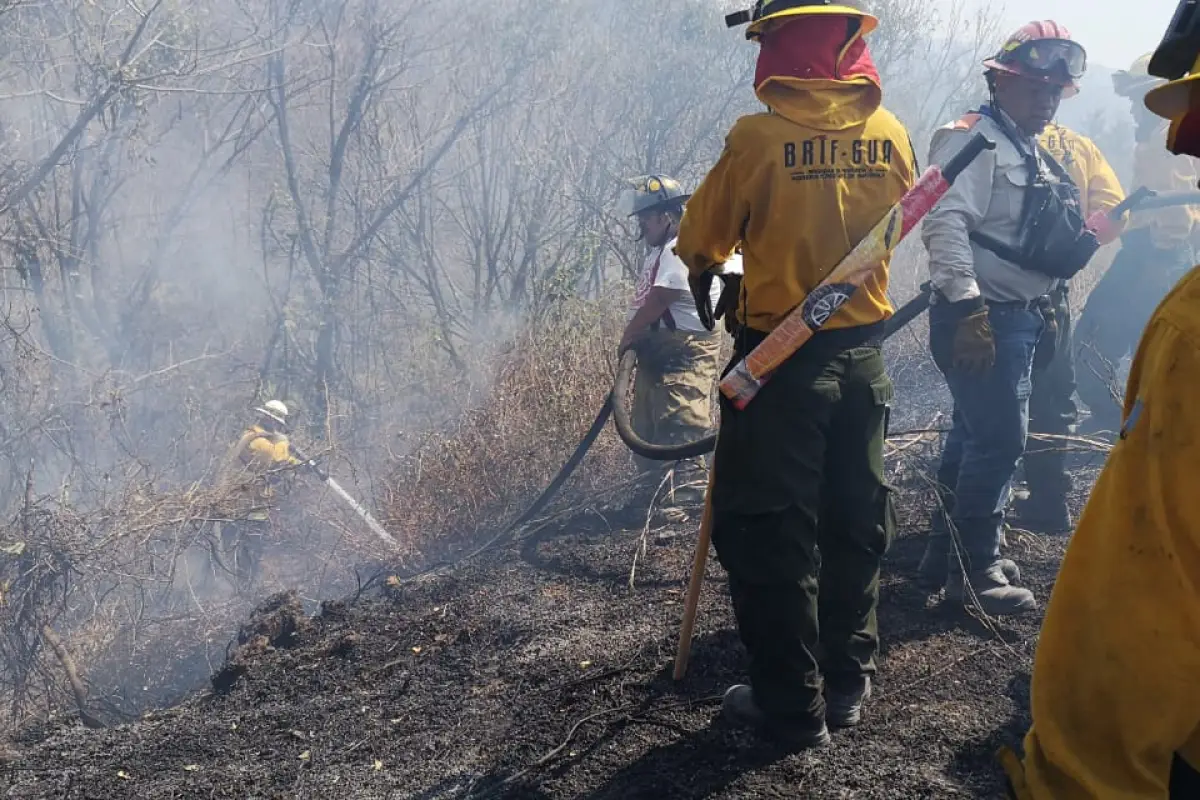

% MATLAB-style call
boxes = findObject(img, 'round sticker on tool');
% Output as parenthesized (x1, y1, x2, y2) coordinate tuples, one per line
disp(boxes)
(801, 283, 855, 328)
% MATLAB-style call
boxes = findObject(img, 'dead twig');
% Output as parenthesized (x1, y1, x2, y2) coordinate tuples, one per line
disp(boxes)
(628, 469, 674, 589)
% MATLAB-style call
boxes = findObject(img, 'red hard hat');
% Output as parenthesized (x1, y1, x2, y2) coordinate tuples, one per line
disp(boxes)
(983, 21, 1087, 97)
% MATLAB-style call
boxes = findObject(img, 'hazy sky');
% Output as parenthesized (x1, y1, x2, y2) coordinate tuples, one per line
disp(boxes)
(964, 0, 1178, 70)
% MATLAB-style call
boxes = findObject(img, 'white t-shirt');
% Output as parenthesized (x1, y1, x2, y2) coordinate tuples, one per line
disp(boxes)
(629, 237, 743, 333)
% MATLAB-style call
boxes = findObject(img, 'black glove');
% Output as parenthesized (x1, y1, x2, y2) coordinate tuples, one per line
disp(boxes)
(1033, 295, 1058, 372)
(689, 271, 743, 333)
(688, 271, 717, 331)
(714, 273, 742, 334)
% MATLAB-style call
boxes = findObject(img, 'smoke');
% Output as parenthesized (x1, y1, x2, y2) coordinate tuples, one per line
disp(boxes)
(0, 0, 1146, 723)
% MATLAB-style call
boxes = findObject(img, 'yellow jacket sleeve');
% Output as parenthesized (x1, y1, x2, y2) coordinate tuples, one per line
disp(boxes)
(676, 139, 747, 277)
(246, 435, 296, 467)
(1080, 137, 1126, 219)
(1132, 141, 1199, 250)
(1018, 266, 1200, 798)
(223, 430, 259, 475)
(1037, 126, 1126, 233)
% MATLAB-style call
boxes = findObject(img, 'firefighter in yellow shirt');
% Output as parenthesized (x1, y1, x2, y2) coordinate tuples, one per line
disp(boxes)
(215, 400, 302, 586)
(1018, 125, 1125, 532)
(1075, 52, 1200, 438)
(675, 0, 915, 750)
(999, 8, 1200, 795)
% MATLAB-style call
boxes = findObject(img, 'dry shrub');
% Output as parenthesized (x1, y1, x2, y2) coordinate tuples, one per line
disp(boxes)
(0, 475, 249, 725)
(383, 297, 635, 559)
(0, 461, 367, 729)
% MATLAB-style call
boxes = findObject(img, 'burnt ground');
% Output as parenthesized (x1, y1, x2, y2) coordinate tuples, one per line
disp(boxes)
(0, 444, 1107, 800)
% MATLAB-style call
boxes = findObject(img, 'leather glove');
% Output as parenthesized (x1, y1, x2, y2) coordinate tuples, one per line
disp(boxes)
(951, 306, 995, 374)
(714, 273, 742, 334)
(1033, 295, 1058, 371)
(688, 272, 717, 331)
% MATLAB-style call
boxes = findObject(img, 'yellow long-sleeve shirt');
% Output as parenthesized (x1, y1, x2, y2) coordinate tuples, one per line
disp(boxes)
(228, 425, 298, 471)
(1039, 124, 1126, 218)
(1002, 264, 1200, 798)
(675, 79, 915, 333)
(225, 425, 300, 519)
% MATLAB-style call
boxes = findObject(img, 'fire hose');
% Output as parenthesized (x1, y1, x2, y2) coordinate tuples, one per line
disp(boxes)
(377, 175, 1200, 676)
(485, 185, 1200, 555)
(291, 446, 398, 547)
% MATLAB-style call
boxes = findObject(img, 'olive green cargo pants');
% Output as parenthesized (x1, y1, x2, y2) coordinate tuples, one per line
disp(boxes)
(710, 325, 895, 722)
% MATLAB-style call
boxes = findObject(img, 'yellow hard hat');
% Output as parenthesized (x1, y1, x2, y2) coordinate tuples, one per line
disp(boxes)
(1145, 65, 1200, 120)
(1144, 0, 1200, 120)
(725, 0, 878, 41)
(1113, 53, 1165, 97)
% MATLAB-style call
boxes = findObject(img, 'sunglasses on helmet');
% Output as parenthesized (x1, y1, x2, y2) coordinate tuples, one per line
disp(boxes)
(1001, 39, 1087, 80)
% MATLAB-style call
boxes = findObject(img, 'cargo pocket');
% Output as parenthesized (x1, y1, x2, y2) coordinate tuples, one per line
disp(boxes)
(870, 373, 897, 553)
(869, 373, 894, 438)
(865, 482, 899, 556)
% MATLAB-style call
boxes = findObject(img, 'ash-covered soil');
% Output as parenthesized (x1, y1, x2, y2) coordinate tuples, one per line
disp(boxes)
(0, 454, 1104, 800)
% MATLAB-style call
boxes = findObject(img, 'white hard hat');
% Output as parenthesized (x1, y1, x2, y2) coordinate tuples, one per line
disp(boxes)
(255, 400, 289, 426)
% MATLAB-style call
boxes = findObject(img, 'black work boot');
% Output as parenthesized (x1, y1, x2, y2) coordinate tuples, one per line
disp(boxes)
(917, 534, 950, 590)
(825, 677, 871, 728)
(946, 560, 1037, 616)
(721, 685, 831, 750)
(1013, 494, 1073, 534)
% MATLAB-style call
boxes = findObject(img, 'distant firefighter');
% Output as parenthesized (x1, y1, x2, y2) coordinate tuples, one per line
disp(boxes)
(1073, 51, 1200, 439)
(214, 400, 301, 586)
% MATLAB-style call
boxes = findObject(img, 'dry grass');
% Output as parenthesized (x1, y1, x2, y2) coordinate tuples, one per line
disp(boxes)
(0, 432, 393, 730)
(381, 297, 636, 561)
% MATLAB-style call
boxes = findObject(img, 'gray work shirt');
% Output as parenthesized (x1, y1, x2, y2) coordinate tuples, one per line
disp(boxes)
(921, 109, 1060, 304)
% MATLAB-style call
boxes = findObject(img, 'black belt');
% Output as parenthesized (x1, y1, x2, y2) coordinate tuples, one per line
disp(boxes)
(988, 296, 1044, 311)
(932, 290, 1044, 312)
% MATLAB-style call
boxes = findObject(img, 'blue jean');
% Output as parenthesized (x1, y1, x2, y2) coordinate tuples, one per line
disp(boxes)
(929, 302, 1043, 568)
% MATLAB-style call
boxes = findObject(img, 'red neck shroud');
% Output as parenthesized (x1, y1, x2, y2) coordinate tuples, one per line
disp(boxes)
(753, 15, 880, 88)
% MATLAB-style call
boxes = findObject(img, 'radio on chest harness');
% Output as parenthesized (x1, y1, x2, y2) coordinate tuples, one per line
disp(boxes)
(967, 105, 1099, 280)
